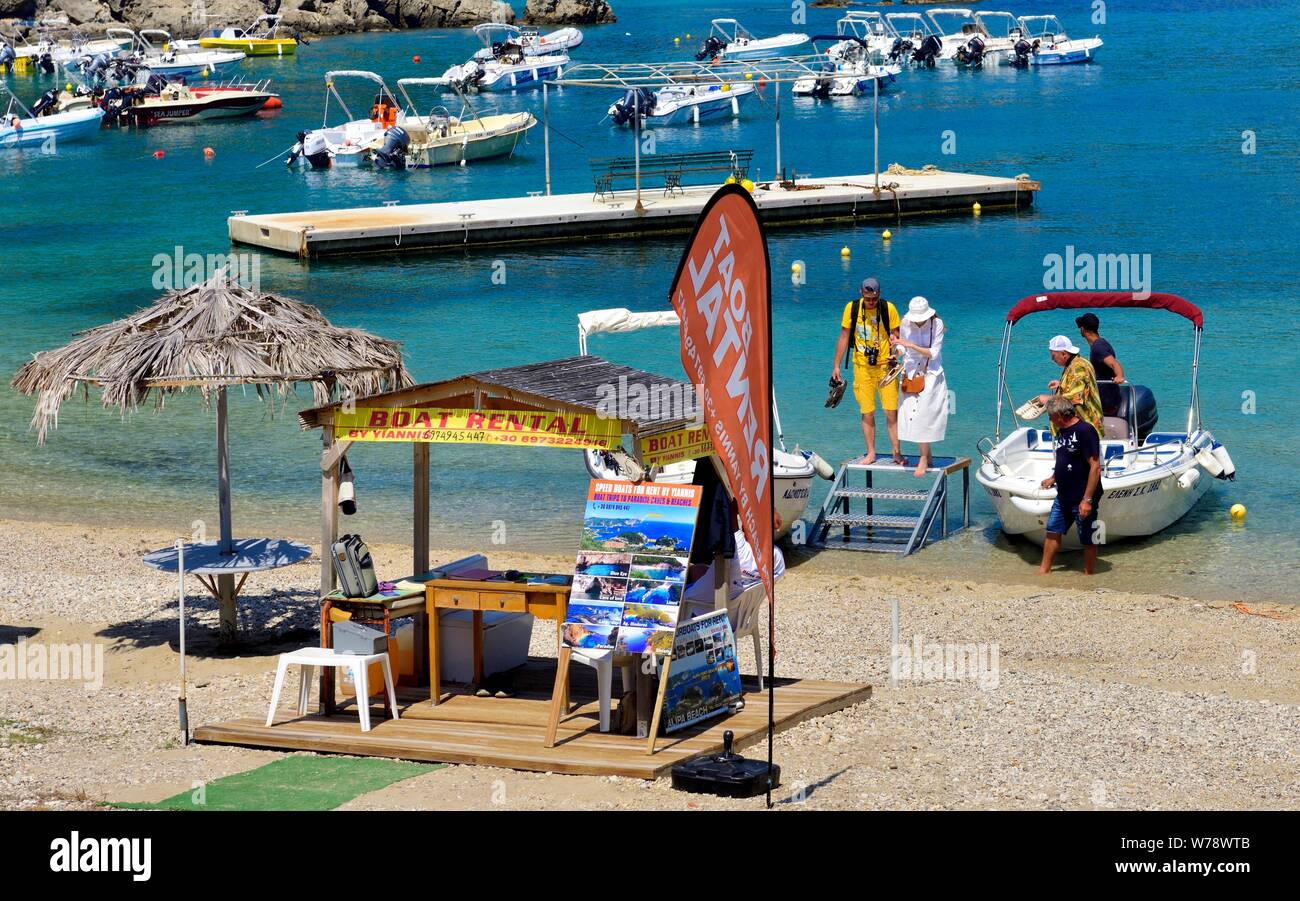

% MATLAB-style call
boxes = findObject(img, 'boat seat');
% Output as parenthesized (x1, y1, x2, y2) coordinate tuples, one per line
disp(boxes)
(1103, 444, 1127, 475)
(1102, 416, 1130, 440)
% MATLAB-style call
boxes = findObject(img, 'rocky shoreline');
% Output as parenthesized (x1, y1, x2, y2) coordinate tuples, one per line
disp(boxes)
(1, 0, 616, 40)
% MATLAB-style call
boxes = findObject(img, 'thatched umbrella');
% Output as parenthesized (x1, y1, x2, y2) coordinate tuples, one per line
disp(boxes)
(11, 274, 411, 641)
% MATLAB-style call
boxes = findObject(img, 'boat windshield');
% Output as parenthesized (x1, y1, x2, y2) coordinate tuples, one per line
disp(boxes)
(1018, 16, 1067, 40)
(926, 9, 976, 38)
(975, 12, 1020, 40)
(837, 13, 886, 40)
(711, 20, 754, 43)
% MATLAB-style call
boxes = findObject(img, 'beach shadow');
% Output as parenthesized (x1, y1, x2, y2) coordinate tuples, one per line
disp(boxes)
(96, 588, 321, 659)
(773, 767, 852, 806)
(0, 625, 42, 645)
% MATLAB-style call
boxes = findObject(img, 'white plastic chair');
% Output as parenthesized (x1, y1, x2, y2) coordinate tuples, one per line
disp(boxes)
(569, 648, 635, 732)
(682, 582, 768, 690)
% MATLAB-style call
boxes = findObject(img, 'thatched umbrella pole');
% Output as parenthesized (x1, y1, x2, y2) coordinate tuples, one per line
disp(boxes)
(215, 385, 237, 641)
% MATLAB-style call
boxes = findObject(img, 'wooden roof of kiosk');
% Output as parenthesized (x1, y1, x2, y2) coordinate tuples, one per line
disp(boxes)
(300, 355, 707, 595)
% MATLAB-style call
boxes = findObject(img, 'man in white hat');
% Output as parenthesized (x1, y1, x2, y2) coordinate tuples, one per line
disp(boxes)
(1035, 335, 1103, 437)
(891, 296, 947, 476)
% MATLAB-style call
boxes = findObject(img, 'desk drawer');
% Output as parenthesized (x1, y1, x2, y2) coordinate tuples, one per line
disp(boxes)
(480, 591, 527, 613)
(434, 589, 479, 610)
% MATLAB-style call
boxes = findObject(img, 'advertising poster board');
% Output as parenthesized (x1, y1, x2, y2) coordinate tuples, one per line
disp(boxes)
(663, 610, 743, 733)
(561, 479, 702, 654)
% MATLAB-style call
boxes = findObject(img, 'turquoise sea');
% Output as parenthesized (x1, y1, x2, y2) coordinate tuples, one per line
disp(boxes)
(2, 1, 1296, 601)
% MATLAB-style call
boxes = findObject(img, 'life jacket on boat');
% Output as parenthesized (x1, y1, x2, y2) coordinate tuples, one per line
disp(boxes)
(370, 95, 398, 128)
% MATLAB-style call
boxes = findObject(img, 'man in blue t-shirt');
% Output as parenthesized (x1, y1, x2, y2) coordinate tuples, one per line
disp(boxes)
(1038, 396, 1103, 575)
(1076, 313, 1126, 414)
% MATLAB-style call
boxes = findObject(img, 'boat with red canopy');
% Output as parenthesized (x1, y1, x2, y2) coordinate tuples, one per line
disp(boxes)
(975, 291, 1235, 548)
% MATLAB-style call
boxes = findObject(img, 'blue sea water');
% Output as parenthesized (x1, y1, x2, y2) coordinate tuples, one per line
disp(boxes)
(1, 0, 1296, 601)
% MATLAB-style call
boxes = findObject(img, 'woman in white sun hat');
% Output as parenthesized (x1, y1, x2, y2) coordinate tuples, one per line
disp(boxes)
(892, 296, 948, 477)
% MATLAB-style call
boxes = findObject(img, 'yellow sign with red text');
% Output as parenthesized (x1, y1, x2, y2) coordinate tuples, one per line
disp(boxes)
(334, 407, 622, 449)
(638, 425, 712, 469)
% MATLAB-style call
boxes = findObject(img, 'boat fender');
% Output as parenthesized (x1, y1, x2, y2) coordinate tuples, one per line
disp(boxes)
(1177, 469, 1201, 491)
(1009, 495, 1054, 517)
(1211, 445, 1236, 480)
(807, 451, 835, 481)
(1194, 446, 1224, 478)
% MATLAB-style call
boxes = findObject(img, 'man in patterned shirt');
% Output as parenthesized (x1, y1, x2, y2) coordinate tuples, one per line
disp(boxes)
(1035, 335, 1103, 436)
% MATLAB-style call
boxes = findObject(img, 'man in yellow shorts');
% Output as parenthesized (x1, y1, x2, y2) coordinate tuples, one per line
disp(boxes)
(830, 277, 905, 465)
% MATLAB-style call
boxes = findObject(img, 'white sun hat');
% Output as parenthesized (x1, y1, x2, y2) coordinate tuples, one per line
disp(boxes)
(1048, 334, 1080, 354)
(905, 296, 937, 323)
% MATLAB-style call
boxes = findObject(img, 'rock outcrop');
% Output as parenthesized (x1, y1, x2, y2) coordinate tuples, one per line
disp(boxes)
(3, 0, 611, 37)
(523, 0, 614, 25)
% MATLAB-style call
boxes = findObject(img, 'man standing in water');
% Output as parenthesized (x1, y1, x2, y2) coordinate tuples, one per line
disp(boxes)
(1039, 396, 1103, 576)
(830, 277, 905, 465)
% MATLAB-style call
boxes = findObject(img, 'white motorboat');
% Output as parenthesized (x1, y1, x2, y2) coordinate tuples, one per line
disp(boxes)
(3, 24, 130, 73)
(883, 12, 944, 67)
(607, 80, 755, 127)
(972, 11, 1025, 65)
(792, 34, 901, 97)
(695, 19, 808, 62)
(1012, 15, 1103, 66)
(975, 292, 1235, 549)
(834, 11, 895, 56)
(576, 308, 834, 539)
(443, 24, 569, 92)
(289, 72, 535, 170)
(114, 29, 246, 79)
(385, 77, 536, 168)
(471, 24, 583, 59)
(289, 70, 403, 168)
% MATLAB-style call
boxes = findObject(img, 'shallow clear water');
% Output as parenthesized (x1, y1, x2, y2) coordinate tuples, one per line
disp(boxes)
(2, 0, 1296, 601)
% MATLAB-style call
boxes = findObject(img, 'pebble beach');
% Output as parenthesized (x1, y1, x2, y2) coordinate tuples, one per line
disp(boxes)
(4, 518, 1297, 811)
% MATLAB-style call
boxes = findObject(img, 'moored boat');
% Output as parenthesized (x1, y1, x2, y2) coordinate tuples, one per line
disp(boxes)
(1, 89, 104, 148)
(695, 18, 808, 62)
(975, 292, 1233, 549)
(443, 24, 569, 92)
(792, 35, 901, 97)
(471, 24, 583, 59)
(608, 79, 754, 127)
(189, 14, 298, 57)
(1012, 15, 1103, 66)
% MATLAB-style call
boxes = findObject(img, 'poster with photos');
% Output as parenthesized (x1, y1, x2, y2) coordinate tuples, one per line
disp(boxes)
(562, 479, 702, 654)
(663, 609, 743, 734)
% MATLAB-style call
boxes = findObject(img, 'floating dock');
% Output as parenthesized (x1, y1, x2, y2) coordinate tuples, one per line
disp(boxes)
(229, 169, 1038, 258)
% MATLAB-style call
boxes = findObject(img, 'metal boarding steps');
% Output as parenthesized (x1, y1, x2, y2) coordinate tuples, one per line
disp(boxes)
(811, 455, 972, 554)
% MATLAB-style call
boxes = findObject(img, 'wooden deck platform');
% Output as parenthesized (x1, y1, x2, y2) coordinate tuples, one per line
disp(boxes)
(194, 659, 872, 779)
(228, 169, 1037, 258)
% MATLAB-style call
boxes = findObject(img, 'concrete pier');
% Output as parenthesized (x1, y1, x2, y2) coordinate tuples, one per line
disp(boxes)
(228, 169, 1038, 258)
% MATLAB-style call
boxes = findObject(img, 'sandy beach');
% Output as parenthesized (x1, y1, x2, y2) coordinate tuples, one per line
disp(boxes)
(2, 517, 1297, 811)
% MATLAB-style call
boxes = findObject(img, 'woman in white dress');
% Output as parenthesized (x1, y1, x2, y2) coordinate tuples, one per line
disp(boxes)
(892, 296, 948, 476)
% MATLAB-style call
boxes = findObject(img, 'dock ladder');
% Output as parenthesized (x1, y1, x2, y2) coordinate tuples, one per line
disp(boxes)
(811, 456, 972, 555)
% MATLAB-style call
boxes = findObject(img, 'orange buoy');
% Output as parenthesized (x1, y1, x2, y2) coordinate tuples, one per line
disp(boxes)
(153, 150, 165, 159)
(262, 96, 282, 110)
(203, 147, 215, 158)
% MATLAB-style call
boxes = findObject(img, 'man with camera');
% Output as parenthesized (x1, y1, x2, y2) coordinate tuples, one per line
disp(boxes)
(829, 277, 904, 465)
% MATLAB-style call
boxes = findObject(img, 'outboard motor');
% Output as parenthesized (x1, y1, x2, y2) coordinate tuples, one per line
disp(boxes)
(99, 86, 131, 121)
(912, 34, 942, 67)
(1112, 383, 1159, 441)
(956, 35, 986, 68)
(82, 51, 112, 84)
(888, 37, 914, 63)
(372, 124, 410, 171)
(37, 52, 54, 74)
(1011, 38, 1035, 68)
(695, 35, 726, 61)
(29, 88, 59, 117)
(0, 43, 15, 75)
(811, 62, 836, 99)
(302, 129, 332, 170)
(609, 87, 654, 126)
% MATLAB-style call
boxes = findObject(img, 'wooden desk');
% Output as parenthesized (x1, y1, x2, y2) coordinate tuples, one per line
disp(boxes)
(426, 577, 570, 705)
